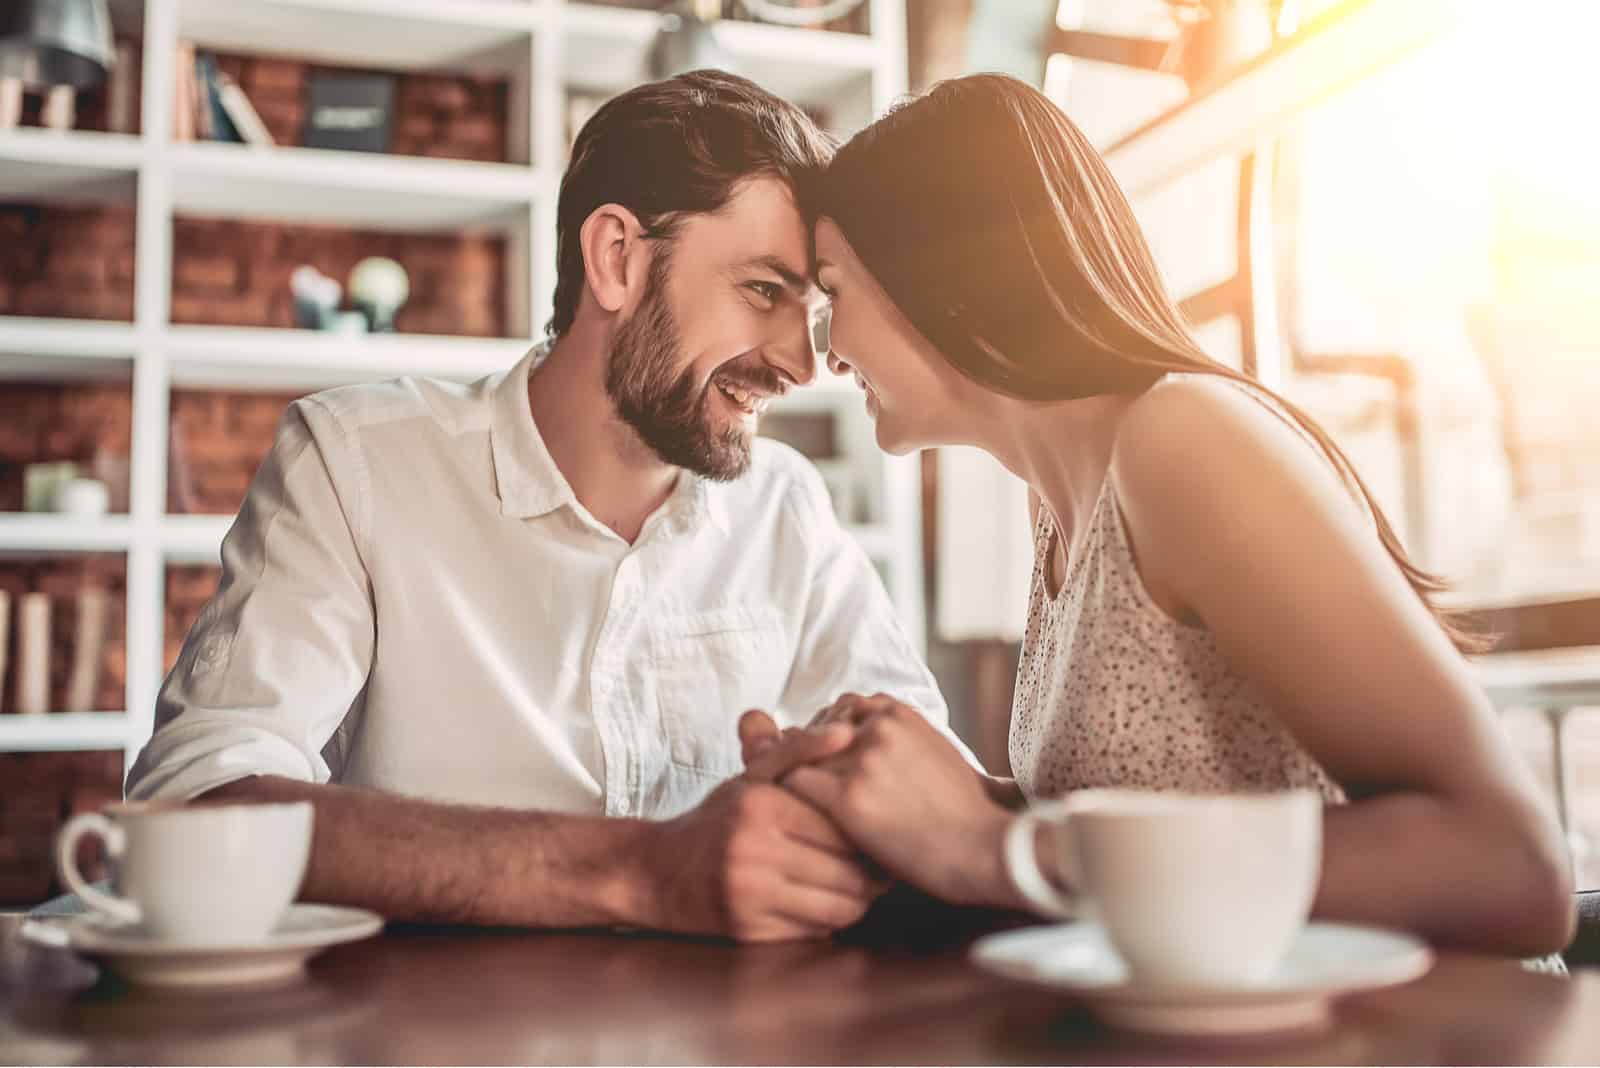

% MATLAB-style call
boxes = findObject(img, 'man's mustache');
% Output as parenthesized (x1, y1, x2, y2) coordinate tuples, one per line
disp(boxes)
(711, 361, 788, 397)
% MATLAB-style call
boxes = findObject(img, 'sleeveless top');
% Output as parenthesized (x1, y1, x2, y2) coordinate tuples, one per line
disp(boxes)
(1008, 381, 1346, 805)
(1004, 380, 1568, 974)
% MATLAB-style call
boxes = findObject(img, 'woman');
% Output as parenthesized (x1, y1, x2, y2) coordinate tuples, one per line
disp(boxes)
(741, 74, 1574, 958)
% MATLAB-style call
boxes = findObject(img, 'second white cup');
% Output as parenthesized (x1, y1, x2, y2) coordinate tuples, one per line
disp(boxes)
(1005, 789, 1322, 988)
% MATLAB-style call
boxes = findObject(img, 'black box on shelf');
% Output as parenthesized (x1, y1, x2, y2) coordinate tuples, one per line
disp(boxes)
(303, 71, 395, 153)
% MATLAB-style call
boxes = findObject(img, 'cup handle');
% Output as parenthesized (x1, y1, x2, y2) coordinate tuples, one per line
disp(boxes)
(1003, 800, 1081, 920)
(55, 812, 141, 926)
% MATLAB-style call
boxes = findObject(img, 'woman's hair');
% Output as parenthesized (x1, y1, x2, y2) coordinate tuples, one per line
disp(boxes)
(813, 73, 1482, 650)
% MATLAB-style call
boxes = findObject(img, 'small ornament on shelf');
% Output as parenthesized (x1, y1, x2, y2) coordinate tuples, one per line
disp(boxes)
(349, 256, 410, 333)
(51, 476, 109, 517)
(22, 462, 80, 514)
(290, 264, 342, 330)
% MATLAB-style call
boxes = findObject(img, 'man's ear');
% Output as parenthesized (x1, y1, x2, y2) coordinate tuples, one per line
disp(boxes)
(579, 203, 647, 315)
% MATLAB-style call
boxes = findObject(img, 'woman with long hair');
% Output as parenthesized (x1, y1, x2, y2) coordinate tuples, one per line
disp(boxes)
(742, 74, 1573, 957)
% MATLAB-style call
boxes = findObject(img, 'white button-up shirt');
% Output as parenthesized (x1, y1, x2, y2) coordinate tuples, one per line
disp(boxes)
(127, 347, 958, 819)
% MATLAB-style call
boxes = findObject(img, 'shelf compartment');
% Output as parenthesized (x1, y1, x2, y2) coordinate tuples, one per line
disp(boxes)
(0, 130, 142, 206)
(561, 4, 881, 108)
(175, 0, 541, 77)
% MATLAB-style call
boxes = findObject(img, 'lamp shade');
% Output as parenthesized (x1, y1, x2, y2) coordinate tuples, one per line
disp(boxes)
(0, 0, 115, 89)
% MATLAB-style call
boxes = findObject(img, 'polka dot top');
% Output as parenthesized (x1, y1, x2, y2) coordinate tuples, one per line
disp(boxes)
(1008, 396, 1346, 806)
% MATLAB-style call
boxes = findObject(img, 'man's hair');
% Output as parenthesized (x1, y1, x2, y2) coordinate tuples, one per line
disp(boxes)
(547, 69, 835, 338)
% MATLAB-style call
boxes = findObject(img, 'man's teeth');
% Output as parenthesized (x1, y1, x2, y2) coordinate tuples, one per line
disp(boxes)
(716, 380, 769, 413)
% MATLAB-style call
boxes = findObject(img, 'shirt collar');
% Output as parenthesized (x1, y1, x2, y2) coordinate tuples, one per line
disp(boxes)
(491, 341, 732, 538)
(491, 343, 576, 520)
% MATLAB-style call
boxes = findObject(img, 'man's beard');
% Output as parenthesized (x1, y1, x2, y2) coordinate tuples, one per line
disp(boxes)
(604, 262, 771, 482)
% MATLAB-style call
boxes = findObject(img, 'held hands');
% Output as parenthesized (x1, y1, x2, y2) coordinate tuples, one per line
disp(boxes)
(739, 695, 1014, 908)
(637, 765, 889, 943)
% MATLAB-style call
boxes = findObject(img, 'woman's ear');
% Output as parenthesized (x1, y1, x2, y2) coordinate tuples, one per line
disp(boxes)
(579, 203, 645, 315)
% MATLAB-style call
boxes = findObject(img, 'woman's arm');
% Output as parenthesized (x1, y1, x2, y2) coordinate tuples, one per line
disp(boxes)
(1109, 377, 1574, 957)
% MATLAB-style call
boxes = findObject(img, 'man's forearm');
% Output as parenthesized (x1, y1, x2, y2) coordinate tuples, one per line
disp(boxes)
(198, 776, 654, 927)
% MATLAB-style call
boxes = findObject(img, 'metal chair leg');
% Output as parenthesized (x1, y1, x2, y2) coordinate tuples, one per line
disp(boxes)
(1545, 706, 1591, 869)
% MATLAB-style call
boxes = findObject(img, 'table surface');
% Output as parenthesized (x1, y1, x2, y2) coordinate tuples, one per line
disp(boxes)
(3, 910, 1599, 1066)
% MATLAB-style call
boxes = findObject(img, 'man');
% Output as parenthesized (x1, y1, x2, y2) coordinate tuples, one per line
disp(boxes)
(126, 71, 960, 943)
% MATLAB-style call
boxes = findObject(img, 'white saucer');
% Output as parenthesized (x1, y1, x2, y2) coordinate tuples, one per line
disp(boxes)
(21, 903, 384, 988)
(971, 921, 1433, 1037)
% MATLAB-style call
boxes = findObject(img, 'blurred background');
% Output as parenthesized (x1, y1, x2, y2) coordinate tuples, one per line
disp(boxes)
(0, 0, 1595, 906)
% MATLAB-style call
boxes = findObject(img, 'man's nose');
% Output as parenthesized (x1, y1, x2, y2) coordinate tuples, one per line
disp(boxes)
(765, 313, 817, 388)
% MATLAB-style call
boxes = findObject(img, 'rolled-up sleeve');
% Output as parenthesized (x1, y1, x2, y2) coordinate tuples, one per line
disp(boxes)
(777, 463, 979, 767)
(126, 396, 375, 801)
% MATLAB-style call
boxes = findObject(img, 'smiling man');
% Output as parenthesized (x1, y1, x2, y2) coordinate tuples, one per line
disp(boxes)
(124, 72, 959, 943)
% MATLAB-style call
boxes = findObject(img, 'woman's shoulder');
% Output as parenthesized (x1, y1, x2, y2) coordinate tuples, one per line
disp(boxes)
(1113, 373, 1341, 491)
(1108, 373, 1366, 565)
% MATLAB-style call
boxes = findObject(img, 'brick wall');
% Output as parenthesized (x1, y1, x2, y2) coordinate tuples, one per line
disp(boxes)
(168, 389, 304, 515)
(165, 565, 222, 675)
(0, 205, 138, 321)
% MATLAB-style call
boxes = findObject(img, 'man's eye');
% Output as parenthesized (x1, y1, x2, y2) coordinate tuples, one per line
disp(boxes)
(747, 281, 782, 304)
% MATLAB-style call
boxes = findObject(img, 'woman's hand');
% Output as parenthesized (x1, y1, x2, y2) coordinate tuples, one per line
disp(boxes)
(742, 695, 1018, 908)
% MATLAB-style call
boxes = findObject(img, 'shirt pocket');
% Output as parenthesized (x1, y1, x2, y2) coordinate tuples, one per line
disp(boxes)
(650, 605, 790, 777)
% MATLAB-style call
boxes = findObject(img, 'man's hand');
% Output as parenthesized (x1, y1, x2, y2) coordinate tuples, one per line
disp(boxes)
(630, 776, 887, 943)
(744, 694, 1016, 909)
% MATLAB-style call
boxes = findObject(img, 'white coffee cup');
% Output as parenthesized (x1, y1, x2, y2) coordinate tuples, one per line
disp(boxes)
(1004, 789, 1322, 988)
(55, 801, 313, 944)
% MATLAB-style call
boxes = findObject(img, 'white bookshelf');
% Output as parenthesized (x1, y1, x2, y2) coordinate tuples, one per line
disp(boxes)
(0, 0, 919, 764)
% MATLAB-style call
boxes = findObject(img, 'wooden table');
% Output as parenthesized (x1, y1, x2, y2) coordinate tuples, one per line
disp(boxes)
(3, 912, 1599, 1065)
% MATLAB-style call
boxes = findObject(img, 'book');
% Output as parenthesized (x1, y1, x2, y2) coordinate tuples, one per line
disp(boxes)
(196, 51, 241, 143)
(0, 77, 20, 131)
(15, 593, 49, 716)
(63, 588, 108, 714)
(0, 589, 10, 714)
(218, 74, 275, 148)
(106, 40, 136, 134)
(173, 39, 196, 142)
